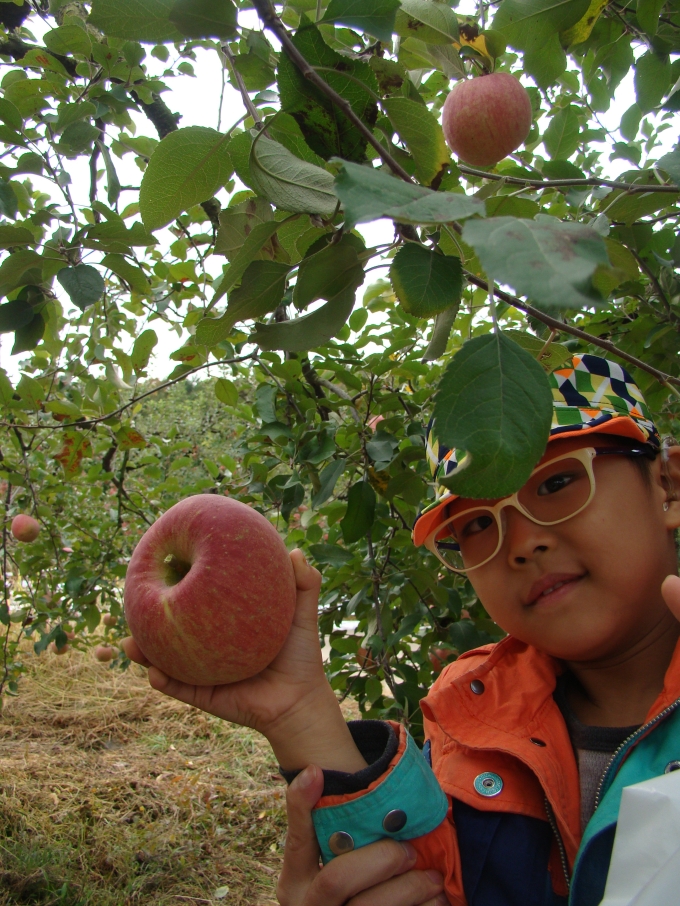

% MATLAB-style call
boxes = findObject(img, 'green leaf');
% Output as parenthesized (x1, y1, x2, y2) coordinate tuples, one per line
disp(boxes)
(312, 458, 346, 508)
(116, 426, 146, 449)
(294, 236, 365, 309)
(169, 0, 237, 37)
(0, 250, 43, 296)
(390, 244, 462, 318)
(214, 218, 289, 301)
(383, 97, 449, 186)
(255, 383, 277, 423)
(102, 254, 150, 294)
(0, 97, 22, 132)
(432, 332, 553, 498)
(44, 24, 93, 57)
(493, 0, 590, 87)
(0, 298, 34, 332)
(334, 160, 483, 227)
(252, 287, 356, 351)
(657, 147, 680, 186)
(0, 225, 34, 249)
(502, 329, 572, 371)
(309, 543, 353, 565)
(422, 306, 458, 361)
(462, 215, 609, 308)
(140, 127, 233, 231)
(16, 374, 45, 410)
(0, 182, 17, 220)
(223, 259, 291, 330)
(341, 481, 376, 543)
(11, 312, 44, 354)
(543, 105, 580, 160)
(214, 377, 239, 406)
(278, 18, 379, 163)
(249, 134, 337, 216)
(395, 0, 460, 44)
(321, 0, 400, 42)
(634, 52, 671, 114)
(130, 329, 157, 372)
(89, 0, 183, 42)
(384, 469, 426, 505)
(636, 0, 665, 34)
(57, 265, 105, 310)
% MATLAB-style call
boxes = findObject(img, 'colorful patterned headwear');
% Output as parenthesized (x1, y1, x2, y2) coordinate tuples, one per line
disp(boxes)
(412, 354, 660, 547)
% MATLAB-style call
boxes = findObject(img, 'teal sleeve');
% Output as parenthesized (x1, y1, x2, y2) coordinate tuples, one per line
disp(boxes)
(312, 730, 449, 864)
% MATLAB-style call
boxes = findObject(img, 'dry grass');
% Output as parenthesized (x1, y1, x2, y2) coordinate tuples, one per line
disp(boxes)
(0, 647, 289, 906)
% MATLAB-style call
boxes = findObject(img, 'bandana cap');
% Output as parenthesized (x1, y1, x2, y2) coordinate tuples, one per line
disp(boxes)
(413, 353, 660, 547)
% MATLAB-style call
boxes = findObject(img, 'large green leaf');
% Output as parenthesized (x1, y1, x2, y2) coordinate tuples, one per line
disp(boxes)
(0, 298, 34, 332)
(493, 0, 591, 87)
(321, 0, 400, 42)
(278, 18, 379, 162)
(169, 0, 237, 38)
(657, 147, 680, 186)
(293, 236, 365, 309)
(249, 135, 337, 216)
(102, 254, 150, 294)
(130, 329, 158, 372)
(383, 97, 449, 186)
(432, 332, 553, 498)
(89, 0, 183, 42)
(213, 219, 287, 303)
(341, 481, 376, 543)
(252, 287, 356, 351)
(502, 329, 571, 371)
(462, 215, 609, 308)
(0, 250, 43, 296)
(636, 0, 665, 34)
(634, 52, 671, 113)
(395, 0, 459, 44)
(543, 105, 580, 160)
(57, 265, 105, 311)
(139, 127, 233, 231)
(422, 306, 459, 361)
(0, 225, 34, 249)
(312, 459, 346, 508)
(334, 160, 483, 227)
(390, 244, 462, 318)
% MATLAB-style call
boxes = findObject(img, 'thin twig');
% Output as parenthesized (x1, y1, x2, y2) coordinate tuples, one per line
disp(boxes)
(462, 269, 680, 388)
(251, 0, 414, 183)
(222, 44, 265, 130)
(457, 164, 679, 194)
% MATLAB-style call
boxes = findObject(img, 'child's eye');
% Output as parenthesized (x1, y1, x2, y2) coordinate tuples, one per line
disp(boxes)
(537, 471, 578, 496)
(461, 514, 494, 537)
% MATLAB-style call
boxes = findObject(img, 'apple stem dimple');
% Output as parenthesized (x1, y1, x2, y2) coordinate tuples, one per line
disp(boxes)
(163, 553, 191, 586)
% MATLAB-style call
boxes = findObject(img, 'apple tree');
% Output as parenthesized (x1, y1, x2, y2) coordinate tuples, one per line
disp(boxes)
(0, 0, 679, 738)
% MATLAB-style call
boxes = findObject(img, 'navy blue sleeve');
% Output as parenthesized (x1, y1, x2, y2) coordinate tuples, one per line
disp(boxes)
(278, 720, 398, 796)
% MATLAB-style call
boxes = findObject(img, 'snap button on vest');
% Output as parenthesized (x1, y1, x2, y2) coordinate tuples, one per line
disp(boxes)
(474, 771, 503, 797)
(665, 760, 680, 773)
(328, 831, 354, 855)
(382, 809, 408, 833)
(470, 679, 485, 694)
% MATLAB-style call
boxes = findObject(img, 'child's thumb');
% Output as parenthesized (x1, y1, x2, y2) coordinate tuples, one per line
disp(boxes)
(662, 575, 680, 622)
(281, 764, 324, 878)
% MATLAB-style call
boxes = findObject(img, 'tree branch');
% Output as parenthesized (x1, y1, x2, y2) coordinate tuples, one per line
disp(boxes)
(457, 164, 679, 194)
(251, 0, 414, 183)
(462, 269, 680, 388)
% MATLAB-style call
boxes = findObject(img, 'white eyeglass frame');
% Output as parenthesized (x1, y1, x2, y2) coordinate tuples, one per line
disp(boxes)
(424, 445, 653, 575)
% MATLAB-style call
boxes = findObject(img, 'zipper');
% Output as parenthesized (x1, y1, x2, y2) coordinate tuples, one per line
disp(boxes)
(593, 696, 680, 810)
(544, 797, 571, 892)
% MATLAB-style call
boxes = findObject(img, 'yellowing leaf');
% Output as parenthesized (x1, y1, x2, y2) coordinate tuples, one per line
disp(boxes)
(560, 0, 608, 47)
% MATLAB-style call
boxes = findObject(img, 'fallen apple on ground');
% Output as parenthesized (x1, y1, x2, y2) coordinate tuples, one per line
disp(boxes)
(124, 495, 297, 686)
(441, 72, 532, 167)
(11, 514, 41, 542)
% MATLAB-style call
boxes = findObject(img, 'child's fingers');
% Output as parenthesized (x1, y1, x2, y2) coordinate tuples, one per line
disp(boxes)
(277, 765, 325, 902)
(291, 548, 322, 592)
(661, 575, 680, 621)
(120, 636, 152, 667)
(349, 870, 447, 906)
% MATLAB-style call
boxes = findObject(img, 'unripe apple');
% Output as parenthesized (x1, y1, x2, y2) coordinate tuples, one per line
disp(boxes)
(102, 614, 118, 628)
(94, 645, 115, 662)
(11, 514, 41, 543)
(442, 73, 532, 167)
(124, 495, 296, 686)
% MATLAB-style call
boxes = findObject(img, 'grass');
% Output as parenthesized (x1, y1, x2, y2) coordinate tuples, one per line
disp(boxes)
(0, 646, 288, 906)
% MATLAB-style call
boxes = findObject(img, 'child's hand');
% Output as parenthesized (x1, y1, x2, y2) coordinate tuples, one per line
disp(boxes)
(277, 764, 448, 906)
(662, 575, 680, 620)
(122, 550, 367, 772)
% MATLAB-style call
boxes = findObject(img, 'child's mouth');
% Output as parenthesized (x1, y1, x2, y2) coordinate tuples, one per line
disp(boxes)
(526, 573, 584, 606)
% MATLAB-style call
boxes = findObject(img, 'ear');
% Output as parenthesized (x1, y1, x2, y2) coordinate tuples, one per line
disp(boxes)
(660, 445, 680, 531)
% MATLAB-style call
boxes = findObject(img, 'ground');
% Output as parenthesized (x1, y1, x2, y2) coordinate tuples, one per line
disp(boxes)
(0, 647, 288, 906)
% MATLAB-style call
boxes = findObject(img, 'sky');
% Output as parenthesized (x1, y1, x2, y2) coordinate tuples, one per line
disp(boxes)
(0, 6, 676, 381)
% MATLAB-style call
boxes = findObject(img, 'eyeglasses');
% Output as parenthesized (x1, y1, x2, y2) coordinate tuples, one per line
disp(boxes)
(425, 446, 656, 575)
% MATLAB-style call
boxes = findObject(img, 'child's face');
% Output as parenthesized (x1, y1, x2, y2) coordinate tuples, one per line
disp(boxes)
(460, 436, 680, 662)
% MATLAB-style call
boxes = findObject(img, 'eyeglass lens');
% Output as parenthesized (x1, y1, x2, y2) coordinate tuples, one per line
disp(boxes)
(434, 456, 593, 570)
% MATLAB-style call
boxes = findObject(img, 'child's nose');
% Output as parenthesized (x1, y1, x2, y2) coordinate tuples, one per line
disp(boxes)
(502, 506, 553, 565)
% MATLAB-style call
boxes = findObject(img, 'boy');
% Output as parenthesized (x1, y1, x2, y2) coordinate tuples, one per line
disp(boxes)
(124, 354, 680, 906)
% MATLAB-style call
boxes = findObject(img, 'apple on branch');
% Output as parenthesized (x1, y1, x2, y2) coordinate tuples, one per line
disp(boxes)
(442, 72, 532, 167)
(124, 495, 297, 686)
(11, 514, 41, 543)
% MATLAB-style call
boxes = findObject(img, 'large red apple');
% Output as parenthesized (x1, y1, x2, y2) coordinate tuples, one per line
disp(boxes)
(442, 72, 532, 167)
(124, 495, 296, 686)
(11, 514, 41, 542)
